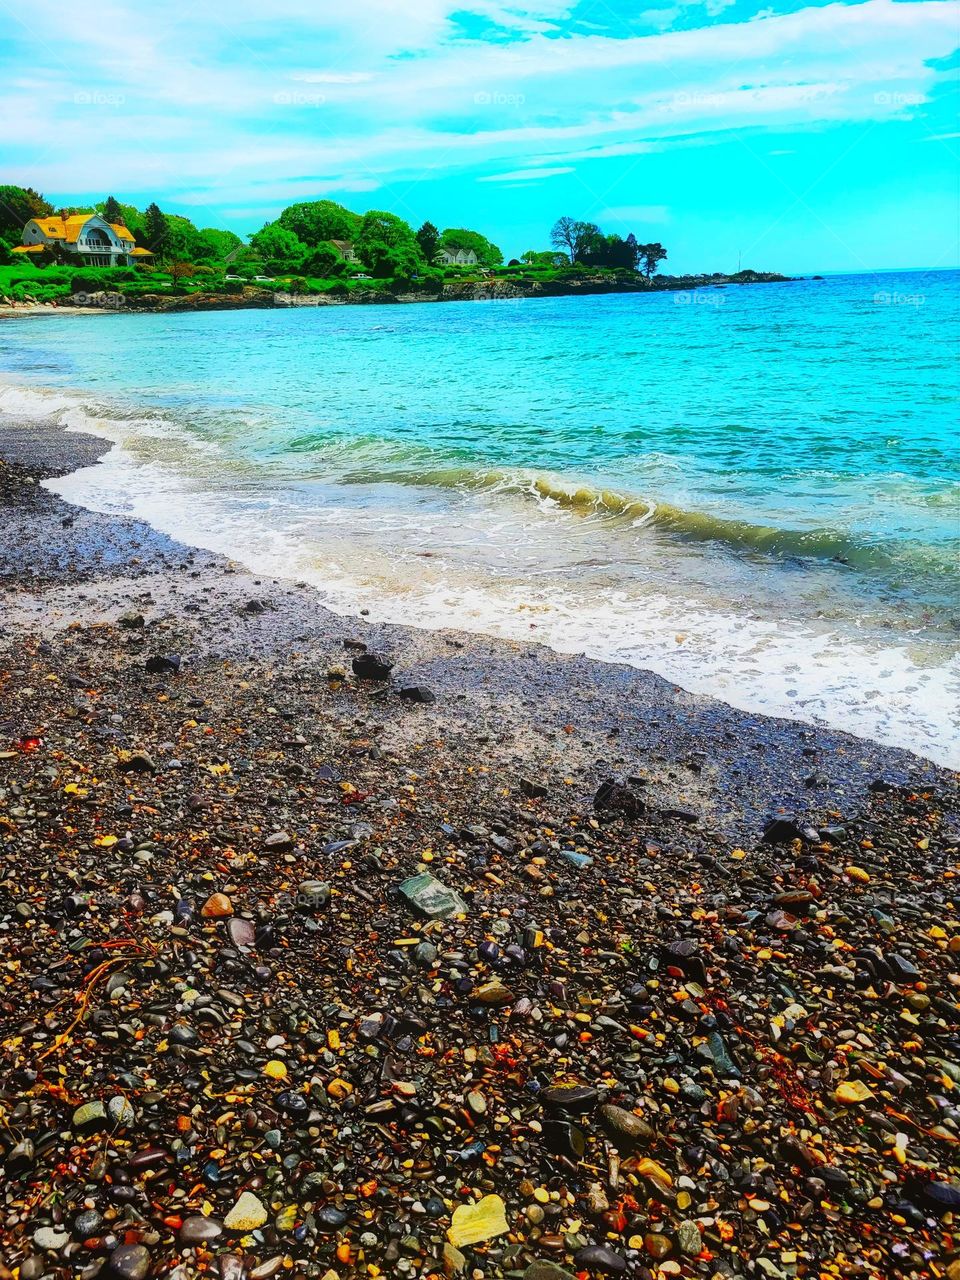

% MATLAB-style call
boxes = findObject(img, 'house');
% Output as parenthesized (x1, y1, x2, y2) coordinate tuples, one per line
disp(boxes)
(329, 239, 359, 263)
(14, 213, 154, 267)
(438, 247, 477, 266)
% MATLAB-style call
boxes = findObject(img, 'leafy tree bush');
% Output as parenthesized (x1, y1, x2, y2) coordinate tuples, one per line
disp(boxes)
(439, 227, 502, 266)
(249, 221, 307, 269)
(70, 272, 102, 292)
(354, 211, 423, 277)
(301, 242, 346, 276)
(416, 221, 440, 263)
(196, 227, 243, 262)
(144, 203, 169, 258)
(0, 185, 54, 241)
(278, 200, 360, 246)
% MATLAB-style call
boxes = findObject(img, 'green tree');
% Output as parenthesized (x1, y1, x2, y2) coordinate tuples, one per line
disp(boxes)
(301, 242, 347, 277)
(0, 185, 54, 240)
(637, 241, 667, 277)
(278, 200, 361, 247)
(102, 195, 123, 224)
(549, 217, 602, 265)
(582, 232, 641, 271)
(99, 201, 146, 240)
(355, 210, 422, 277)
(196, 227, 243, 262)
(144, 203, 169, 258)
(521, 249, 567, 267)
(415, 221, 440, 263)
(439, 227, 502, 266)
(160, 214, 210, 263)
(249, 222, 307, 269)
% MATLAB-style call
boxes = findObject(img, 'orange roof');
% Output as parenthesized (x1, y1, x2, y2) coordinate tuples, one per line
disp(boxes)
(51, 214, 134, 244)
(131, 246, 154, 256)
(12, 243, 46, 253)
(31, 217, 66, 238)
(61, 215, 94, 243)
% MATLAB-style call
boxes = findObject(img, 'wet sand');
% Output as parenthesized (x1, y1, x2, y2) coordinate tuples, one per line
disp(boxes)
(1, 415, 957, 1280)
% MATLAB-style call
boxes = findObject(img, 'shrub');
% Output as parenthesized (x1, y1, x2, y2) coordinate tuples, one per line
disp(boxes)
(223, 279, 244, 294)
(70, 273, 102, 293)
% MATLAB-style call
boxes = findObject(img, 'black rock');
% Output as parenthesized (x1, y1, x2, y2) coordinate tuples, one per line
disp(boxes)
(316, 1205, 350, 1230)
(572, 1245, 626, 1275)
(887, 953, 921, 983)
(539, 1084, 599, 1114)
(145, 654, 180, 675)
(109, 1244, 152, 1280)
(762, 818, 804, 844)
(399, 685, 436, 703)
(179, 1214, 224, 1245)
(520, 777, 548, 799)
(352, 654, 393, 681)
(542, 1119, 586, 1160)
(921, 1181, 960, 1213)
(73, 1209, 103, 1238)
(594, 779, 644, 818)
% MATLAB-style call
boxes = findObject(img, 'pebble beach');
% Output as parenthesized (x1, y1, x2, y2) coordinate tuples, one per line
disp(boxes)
(2, 416, 959, 1280)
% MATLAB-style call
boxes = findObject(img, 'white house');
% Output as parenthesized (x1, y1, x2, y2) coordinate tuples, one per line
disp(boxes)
(437, 247, 478, 266)
(14, 213, 154, 267)
(329, 239, 359, 263)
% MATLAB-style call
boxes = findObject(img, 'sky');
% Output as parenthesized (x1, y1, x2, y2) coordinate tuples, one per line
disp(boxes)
(1, 0, 958, 273)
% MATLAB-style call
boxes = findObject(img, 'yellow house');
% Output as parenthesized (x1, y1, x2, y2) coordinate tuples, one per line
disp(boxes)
(14, 213, 154, 267)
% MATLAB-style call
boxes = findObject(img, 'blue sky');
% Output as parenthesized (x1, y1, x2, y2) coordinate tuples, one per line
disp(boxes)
(2, 0, 958, 272)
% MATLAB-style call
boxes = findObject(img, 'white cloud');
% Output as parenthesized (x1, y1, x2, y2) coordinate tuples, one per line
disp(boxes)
(598, 204, 671, 223)
(477, 166, 574, 180)
(3, 0, 957, 216)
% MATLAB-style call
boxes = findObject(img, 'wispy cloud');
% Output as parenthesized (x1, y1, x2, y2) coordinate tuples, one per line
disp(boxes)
(477, 166, 574, 181)
(1, 0, 956, 257)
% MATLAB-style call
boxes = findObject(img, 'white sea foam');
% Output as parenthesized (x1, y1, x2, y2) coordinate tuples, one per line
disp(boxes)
(3, 375, 957, 767)
(43, 439, 960, 769)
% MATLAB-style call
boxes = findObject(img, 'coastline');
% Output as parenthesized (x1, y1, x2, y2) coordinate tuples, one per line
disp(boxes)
(1, 413, 958, 1279)
(0, 270, 793, 316)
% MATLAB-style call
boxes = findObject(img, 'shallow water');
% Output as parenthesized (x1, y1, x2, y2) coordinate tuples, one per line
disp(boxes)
(1, 270, 958, 763)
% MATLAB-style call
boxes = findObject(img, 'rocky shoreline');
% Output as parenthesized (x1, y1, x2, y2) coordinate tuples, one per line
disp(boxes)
(1, 271, 793, 316)
(1, 416, 958, 1280)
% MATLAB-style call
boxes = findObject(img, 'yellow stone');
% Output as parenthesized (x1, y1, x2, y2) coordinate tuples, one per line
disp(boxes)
(224, 1191, 268, 1231)
(663, 1077, 680, 1094)
(263, 1060, 287, 1080)
(447, 1194, 509, 1248)
(201, 893, 232, 918)
(834, 1080, 874, 1105)
(636, 1158, 673, 1188)
(328, 1079, 353, 1100)
(845, 866, 870, 883)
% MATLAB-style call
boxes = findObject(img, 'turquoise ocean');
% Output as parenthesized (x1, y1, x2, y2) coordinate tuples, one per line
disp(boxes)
(1, 270, 958, 764)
